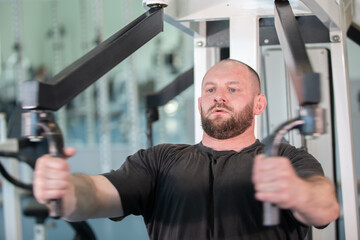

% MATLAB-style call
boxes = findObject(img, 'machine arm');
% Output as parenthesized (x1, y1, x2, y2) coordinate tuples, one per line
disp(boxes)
(274, 0, 320, 106)
(146, 68, 194, 108)
(20, 3, 166, 218)
(262, 0, 326, 226)
(22, 6, 164, 111)
(145, 67, 194, 147)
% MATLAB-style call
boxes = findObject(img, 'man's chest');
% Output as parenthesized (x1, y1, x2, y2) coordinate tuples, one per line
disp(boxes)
(156, 155, 255, 201)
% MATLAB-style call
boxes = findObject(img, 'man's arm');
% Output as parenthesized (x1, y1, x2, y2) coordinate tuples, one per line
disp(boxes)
(290, 175, 339, 226)
(252, 154, 340, 227)
(33, 147, 124, 222)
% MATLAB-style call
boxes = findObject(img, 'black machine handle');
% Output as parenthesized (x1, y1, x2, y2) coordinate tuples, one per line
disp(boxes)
(44, 126, 65, 219)
(262, 118, 305, 226)
(22, 110, 65, 218)
(262, 107, 325, 226)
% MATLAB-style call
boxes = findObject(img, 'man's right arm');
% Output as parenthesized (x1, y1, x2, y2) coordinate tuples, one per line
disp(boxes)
(33, 147, 124, 222)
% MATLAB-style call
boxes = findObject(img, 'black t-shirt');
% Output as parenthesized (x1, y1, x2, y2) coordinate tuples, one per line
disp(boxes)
(103, 140, 324, 240)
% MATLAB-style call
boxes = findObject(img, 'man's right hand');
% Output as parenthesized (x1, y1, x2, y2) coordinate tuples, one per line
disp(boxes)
(33, 147, 76, 205)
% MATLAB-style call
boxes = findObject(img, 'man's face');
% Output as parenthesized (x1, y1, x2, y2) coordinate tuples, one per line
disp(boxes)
(200, 101, 254, 139)
(198, 62, 257, 139)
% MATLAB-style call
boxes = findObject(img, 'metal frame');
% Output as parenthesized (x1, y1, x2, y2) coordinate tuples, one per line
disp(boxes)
(0, 114, 22, 240)
(194, 22, 220, 142)
(299, 1, 359, 239)
(330, 28, 359, 240)
(260, 15, 330, 46)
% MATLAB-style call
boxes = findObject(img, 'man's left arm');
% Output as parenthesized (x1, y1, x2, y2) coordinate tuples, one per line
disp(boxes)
(252, 154, 340, 227)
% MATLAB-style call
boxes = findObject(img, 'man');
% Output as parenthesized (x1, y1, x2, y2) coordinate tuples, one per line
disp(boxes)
(33, 59, 339, 239)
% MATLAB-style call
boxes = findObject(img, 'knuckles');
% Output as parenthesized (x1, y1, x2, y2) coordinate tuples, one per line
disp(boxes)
(252, 155, 299, 208)
(33, 154, 71, 203)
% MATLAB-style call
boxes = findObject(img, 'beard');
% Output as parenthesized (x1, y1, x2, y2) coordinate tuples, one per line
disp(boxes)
(201, 102, 254, 139)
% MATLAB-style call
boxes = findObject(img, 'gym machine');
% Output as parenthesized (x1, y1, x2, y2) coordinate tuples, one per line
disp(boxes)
(0, 112, 96, 240)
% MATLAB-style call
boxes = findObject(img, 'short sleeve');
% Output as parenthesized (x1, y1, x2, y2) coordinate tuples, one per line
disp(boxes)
(278, 143, 324, 178)
(102, 147, 159, 220)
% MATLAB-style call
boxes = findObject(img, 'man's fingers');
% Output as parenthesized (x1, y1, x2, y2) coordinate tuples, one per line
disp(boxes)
(34, 177, 69, 190)
(33, 173, 70, 202)
(36, 156, 70, 171)
(64, 147, 76, 158)
(252, 154, 301, 208)
(255, 191, 283, 202)
(34, 168, 70, 181)
(253, 155, 293, 181)
(34, 188, 67, 203)
(33, 149, 75, 205)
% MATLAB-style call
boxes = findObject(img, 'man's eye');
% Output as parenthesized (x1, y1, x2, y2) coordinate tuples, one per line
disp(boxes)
(229, 88, 236, 93)
(208, 89, 214, 93)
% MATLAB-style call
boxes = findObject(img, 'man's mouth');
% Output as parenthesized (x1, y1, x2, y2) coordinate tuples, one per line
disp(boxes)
(212, 108, 228, 114)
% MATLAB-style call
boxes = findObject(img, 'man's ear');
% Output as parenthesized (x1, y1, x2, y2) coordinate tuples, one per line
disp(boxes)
(253, 94, 267, 115)
(198, 97, 201, 114)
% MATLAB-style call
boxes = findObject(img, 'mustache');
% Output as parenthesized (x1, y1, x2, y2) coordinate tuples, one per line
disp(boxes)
(208, 103, 233, 112)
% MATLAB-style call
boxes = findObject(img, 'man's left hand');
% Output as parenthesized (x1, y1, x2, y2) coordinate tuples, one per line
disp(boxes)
(252, 154, 304, 209)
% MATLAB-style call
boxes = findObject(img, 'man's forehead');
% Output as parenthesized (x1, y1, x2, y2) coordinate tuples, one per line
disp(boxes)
(201, 61, 260, 93)
(203, 80, 242, 86)
(202, 64, 248, 84)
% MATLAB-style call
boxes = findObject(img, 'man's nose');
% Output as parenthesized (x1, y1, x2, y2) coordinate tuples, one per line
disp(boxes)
(214, 90, 228, 103)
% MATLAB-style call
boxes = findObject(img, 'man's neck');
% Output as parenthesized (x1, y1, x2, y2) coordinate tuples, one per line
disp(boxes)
(201, 130, 256, 152)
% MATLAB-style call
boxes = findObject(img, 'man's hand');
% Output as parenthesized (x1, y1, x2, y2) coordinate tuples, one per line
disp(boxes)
(252, 154, 340, 226)
(33, 148, 76, 206)
(252, 154, 303, 209)
(33, 147, 124, 221)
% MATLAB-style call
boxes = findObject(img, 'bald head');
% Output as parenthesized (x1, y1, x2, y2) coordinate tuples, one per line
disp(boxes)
(202, 59, 261, 94)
